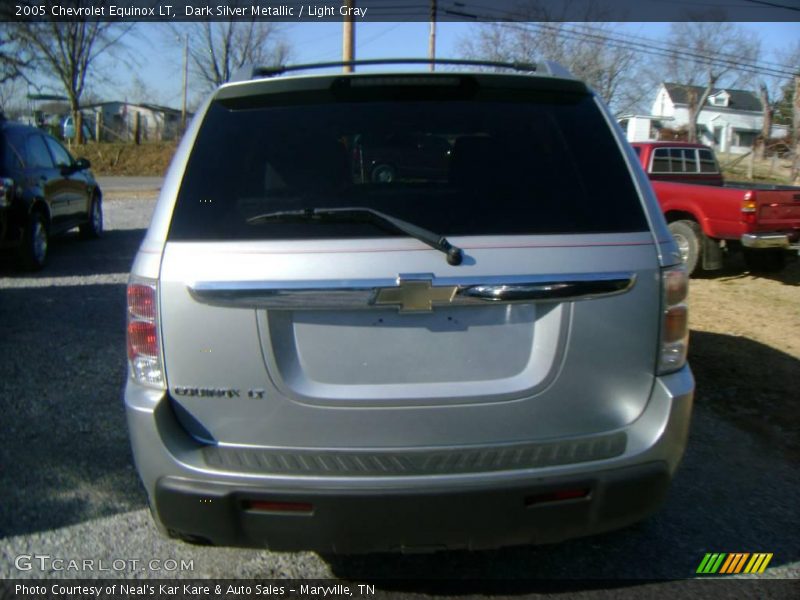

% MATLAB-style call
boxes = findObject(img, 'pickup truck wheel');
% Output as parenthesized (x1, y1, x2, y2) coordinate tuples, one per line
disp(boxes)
(17, 210, 49, 271)
(79, 194, 103, 239)
(743, 248, 786, 273)
(668, 220, 701, 275)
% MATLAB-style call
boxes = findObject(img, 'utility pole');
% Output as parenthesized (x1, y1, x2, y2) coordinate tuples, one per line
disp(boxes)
(181, 33, 189, 134)
(342, 0, 355, 73)
(429, 0, 437, 71)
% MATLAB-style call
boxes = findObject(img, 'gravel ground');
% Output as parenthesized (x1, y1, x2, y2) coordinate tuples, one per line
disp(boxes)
(0, 195, 797, 595)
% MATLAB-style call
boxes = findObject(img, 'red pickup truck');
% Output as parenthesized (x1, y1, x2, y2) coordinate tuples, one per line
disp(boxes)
(631, 142, 800, 274)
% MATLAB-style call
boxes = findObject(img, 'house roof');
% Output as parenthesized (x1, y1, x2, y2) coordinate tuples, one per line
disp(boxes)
(85, 101, 183, 115)
(37, 102, 70, 115)
(662, 83, 762, 112)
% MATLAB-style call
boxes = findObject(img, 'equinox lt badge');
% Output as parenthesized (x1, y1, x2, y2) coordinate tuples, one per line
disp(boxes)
(173, 387, 266, 399)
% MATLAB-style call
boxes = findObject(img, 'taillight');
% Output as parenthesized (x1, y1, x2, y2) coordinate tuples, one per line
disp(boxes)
(126, 277, 164, 388)
(0, 177, 14, 208)
(741, 191, 757, 226)
(658, 265, 689, 374)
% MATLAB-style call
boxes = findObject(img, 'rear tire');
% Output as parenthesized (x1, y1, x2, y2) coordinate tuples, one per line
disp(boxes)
(371, 164, 395, 183)
(743, 248, 786, 273)
(79, 194, 103, 239)
(668, 220, 701, 275)
(17, 210, 49, 271)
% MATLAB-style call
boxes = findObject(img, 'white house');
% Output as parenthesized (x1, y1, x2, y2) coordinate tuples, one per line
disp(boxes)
(651, 83, 768, 154)
(86, 101, 184, 142)
(617, 114, 674, 142)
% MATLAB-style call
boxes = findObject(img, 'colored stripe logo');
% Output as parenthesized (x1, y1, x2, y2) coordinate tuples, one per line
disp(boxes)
(696, 553, 773, 574)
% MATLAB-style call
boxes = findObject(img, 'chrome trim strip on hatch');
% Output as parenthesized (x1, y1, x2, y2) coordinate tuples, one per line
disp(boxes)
(187, 272, 637, 312)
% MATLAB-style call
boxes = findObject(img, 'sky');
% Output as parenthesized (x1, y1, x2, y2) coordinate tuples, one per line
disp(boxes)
(8, 20, 800, 113)
(122, 20, 799, 111)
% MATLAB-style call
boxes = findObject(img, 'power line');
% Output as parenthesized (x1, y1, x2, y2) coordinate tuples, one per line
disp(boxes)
(554, 20, 796, 72)
(519, 21, 797, 79)
(740, 0, 800, 12)
(439, 2, 799, 79)
(522, 22, 791, 78)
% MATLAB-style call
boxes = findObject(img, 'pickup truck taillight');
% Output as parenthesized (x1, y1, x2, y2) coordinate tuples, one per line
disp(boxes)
(658, 265, 689, 375)
(741, 191, 757, 225)
(0, 177, 13, 208)
(127, 277, 165, 388)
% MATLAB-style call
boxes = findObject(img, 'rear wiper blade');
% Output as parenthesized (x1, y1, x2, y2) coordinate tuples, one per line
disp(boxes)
(247, 207, 464, 266)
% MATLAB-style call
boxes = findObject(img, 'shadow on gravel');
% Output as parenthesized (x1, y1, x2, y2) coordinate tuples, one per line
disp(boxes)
(693, 252, 799, 286)
(324, 331, 800, 584)
(690, 330, 800, 461)
(0, 228, 146, 278)
(0, 281, 146, 537)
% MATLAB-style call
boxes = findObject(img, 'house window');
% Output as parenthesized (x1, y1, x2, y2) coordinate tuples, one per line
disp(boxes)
(734, 131, 757, 147)
(709, 94, 729, 108)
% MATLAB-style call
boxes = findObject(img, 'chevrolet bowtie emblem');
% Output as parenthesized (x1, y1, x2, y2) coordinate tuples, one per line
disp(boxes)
(374, 279, 458, 313)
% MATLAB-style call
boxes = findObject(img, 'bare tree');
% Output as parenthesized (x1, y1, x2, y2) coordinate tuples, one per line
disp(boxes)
(179, 21, 291, 90)
(0, 78, 26, 117)
(771, 41, 800, 146)
(793, 75, 800, 182)
(458, 21, 651, 115)
(12, 15, 133, 142)
(0, 23, 34, 90)
(127, 74, 161, 106)
(756, 83, 773, 159)
(663, 21, 760, 143)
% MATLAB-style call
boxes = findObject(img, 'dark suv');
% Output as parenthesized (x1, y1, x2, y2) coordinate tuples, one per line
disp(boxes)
(354, 132, 452, 183)
(1, 117, 102, 270)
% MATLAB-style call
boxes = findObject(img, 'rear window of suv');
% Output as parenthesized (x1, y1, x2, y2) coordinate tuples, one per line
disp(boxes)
(168, 80, 647, 240)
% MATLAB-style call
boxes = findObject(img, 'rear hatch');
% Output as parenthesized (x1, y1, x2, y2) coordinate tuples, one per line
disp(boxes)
(158, 73, 661, 449)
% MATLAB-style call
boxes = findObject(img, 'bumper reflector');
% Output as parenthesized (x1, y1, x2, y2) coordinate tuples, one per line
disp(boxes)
(525, 487, 591, 506)
(243, 500, 314, 514)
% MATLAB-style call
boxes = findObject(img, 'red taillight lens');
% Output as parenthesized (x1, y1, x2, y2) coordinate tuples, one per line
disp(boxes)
(663, 305, 689, 344)
(663, 268, 688, 305)
(128, 284, 156, 320)
(127, 320, 158, 359)
(126, 278, 164, 388)
(742, 192, 757, 225)
(659, 266, 689, 374)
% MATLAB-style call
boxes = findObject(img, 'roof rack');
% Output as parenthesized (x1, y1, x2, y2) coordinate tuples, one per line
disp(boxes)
(233, 58, 558, 82)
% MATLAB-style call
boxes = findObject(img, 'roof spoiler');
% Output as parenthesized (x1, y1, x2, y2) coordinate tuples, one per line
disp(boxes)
(231, 58, 574, 82)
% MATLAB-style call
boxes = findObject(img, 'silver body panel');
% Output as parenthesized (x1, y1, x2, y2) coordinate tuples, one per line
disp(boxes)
(157, 235, 661, 446)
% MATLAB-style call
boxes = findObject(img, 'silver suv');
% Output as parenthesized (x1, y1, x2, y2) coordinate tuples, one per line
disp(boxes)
(125, 59, 694, 553)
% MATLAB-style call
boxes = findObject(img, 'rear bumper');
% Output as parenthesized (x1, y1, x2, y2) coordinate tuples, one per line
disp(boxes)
(124, 367, 694, 552)
(155, 462, 670, 552)
(741, 232, 799, 250)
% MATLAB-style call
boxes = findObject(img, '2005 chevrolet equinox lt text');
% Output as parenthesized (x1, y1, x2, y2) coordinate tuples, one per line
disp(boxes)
(124, 59, 694, 553)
